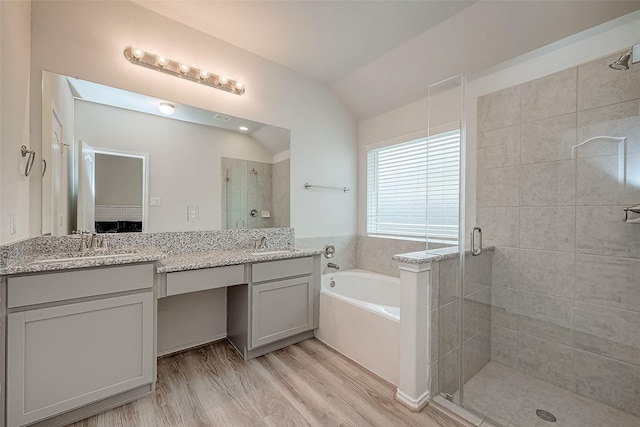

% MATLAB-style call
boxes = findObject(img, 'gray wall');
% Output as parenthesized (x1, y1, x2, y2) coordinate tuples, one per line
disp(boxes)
(95, 154, 143, 206)
(477, 49, 640, 416)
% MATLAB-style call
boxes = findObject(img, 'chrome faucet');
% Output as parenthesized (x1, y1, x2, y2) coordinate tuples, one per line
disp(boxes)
(327, 262, 340, 270)
(255, 235, 268, 250)
(78, 231, 108, 252)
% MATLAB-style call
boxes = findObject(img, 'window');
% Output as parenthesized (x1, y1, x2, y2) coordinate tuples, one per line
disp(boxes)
(366, 129, 460, 244)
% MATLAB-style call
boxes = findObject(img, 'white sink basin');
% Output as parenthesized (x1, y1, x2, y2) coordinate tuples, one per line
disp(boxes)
(249, 250, 292, 256)
(31, 252, 136, 264)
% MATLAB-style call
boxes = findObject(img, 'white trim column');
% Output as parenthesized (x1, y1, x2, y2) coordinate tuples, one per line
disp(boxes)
(395, 260, 432, 411)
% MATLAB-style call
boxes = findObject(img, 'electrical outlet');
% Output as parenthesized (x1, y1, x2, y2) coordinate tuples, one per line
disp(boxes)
(9, 211, 16, 235)
(150, 197, 161, 206)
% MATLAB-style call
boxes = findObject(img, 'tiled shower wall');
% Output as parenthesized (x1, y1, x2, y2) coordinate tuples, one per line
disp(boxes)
(476, 50, 640, 416)
(433, 250, 493, 398)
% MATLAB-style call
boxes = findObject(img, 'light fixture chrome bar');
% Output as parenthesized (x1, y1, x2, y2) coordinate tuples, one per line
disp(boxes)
(123, 47, 245, 96)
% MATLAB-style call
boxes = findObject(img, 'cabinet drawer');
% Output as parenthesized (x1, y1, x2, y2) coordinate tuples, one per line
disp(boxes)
(7, 263, 154, 308)
(166, 264, 245, 296)
(251, 257, 313, 283)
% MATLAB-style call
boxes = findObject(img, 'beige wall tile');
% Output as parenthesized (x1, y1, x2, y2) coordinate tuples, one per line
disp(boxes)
(521, 68, 577, 123)
(518, 333, 576, 392)
(438, 300, 460, 358)
(478, 125, 521, 169)
(576, 152, 640, 206)
(519, 160, 575, 206)
(478, 85, 521, 132)
(491, 326, 518, 369)
(576, 254, 640, 313)
(574, 349, 640, 417)
(520, 113, 576, 164)
(463, 330, 491, 382)
(491, 286, 518, 330)
(576, 100, 640, 157)
(476, 207, 519, 248)
(477, 166, 520, 207)
(574, 301, 640, 351)
(519, 206, 575, 252)
(576, 205, 640, 258)
(578, 50, 640, 112)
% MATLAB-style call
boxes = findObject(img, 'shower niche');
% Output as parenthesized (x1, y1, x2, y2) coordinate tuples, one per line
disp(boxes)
(221, 157, 290, 229)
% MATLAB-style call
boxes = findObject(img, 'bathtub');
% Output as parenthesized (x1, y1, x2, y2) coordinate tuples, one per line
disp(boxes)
(316, 269, 400, 385)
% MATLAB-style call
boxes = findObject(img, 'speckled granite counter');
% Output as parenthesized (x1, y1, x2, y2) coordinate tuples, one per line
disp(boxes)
(0, 249, 163, 275)
(0, 228, 308, 276)
(0, 247, 321, 276)
(392, 246, 495, 265)
(156, 248, 321, 273)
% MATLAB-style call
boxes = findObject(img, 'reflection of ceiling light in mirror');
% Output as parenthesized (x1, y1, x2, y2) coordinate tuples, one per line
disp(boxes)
(123, 47, 246, 96)
(239, 126, 249, 131)
(159, 103, 175, 115)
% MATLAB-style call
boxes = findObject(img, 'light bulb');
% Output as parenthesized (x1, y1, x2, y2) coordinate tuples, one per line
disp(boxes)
(131, 48, 145, 59)
(199, 70, 210, 80)
(158, 103, 175, 115)
(235, 82, 244, 90)
(157, 56, 169, 67)
(179, 63, 190, 74)
(219, 76, 228, 85)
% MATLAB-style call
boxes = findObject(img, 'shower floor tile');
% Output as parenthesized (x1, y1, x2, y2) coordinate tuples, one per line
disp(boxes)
(462, 361, 640, 427)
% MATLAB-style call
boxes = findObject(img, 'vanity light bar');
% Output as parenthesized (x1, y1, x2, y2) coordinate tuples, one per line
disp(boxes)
(123, 47, 245, 96)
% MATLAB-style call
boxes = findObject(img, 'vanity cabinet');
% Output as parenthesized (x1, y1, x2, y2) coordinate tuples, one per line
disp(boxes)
(5, 263, 155, 427)
(227, 255, 320, 359)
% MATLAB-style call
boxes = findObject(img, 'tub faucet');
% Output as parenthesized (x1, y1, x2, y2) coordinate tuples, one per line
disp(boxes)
(327, 262, 340, 270)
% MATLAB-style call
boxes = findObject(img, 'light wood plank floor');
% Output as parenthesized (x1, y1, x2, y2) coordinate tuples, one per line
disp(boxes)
(68, 338, 466, 427)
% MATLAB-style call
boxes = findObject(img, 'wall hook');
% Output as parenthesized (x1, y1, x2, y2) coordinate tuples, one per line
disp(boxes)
(21, 145, 36, 177)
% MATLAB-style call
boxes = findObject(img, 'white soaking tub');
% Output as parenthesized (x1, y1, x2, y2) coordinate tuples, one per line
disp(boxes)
(316, 269, 400, 385)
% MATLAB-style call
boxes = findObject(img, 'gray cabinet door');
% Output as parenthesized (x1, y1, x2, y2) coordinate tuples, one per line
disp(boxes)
(6, 292, 154, 427)
(250, 276, 313, 349)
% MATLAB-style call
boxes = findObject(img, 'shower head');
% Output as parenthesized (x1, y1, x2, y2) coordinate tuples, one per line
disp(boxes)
(250, 167, 258, 175)
(609, 50, 632, 70)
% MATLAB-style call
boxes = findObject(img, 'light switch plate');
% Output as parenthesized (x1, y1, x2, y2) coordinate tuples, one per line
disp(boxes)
(187, 205, 199, 222)
(9, 212, 16, 235)
(150, 197, 161, 206)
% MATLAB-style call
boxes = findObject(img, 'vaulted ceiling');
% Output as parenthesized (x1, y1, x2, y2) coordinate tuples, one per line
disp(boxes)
(134, 1, 640, 119)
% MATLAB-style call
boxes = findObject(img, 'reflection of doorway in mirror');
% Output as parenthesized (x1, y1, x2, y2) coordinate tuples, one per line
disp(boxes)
(45, 107, 74, 235)
(88, 149, 148, 233)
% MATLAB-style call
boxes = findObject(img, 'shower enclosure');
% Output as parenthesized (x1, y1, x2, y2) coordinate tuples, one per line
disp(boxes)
(430, 48, 640, 427)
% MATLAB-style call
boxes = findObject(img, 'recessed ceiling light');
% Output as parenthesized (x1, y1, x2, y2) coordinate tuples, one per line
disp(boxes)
(159, 102, 175, 115)
(239, 126, 249, 131)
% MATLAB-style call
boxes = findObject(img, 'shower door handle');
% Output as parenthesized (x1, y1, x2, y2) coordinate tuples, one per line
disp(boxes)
(471, 227, 482, 256)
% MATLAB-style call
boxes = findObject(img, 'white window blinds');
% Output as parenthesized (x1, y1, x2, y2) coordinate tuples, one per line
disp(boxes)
(366, 129, 460, 244)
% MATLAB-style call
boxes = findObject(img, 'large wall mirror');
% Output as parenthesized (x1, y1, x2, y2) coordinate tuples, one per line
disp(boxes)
(41, 71, 290, 235)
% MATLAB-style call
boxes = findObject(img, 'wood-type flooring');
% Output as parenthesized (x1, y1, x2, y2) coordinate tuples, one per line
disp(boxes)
(68, 338, 467, 427)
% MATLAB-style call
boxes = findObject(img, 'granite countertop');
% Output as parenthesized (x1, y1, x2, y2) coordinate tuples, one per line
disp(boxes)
(0, 247, 321, 276)
(0, 248, 163, 275)
(392, 246, 495, 265)
(157, 248, 321, 273)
